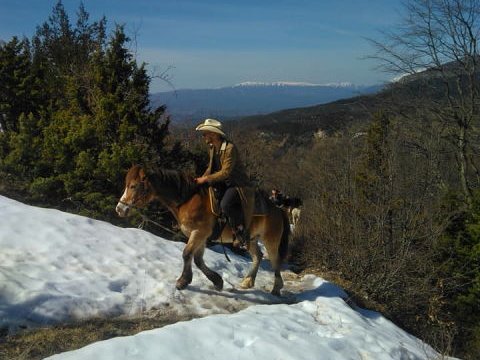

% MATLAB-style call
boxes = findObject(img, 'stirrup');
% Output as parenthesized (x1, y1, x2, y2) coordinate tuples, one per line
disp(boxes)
(235, 226, 250, 247)
(218, 214, 227, 225)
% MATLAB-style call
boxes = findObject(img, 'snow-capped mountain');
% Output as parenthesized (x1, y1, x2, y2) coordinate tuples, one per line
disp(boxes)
(150, 81, 383, 123)
(232, 81, 356, 88)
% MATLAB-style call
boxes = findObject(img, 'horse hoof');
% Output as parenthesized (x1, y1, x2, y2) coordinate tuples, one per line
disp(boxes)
(214, 279, 224, 291)
(176, 278, 190, 290)
(240, 277, 254, 289)
(271, 289, 281, 297)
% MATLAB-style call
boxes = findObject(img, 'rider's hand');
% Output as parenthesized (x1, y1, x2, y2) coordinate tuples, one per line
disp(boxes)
(195, 176, 208, 184)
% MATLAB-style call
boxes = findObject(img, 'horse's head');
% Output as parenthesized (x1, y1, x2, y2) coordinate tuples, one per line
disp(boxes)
(116, 165, 153, 217)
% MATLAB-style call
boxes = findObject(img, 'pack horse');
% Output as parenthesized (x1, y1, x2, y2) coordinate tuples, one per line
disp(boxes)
(116, 165, 290, 296)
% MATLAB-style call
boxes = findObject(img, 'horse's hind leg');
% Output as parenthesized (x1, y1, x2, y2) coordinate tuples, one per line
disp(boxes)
(264, 235, 284, 296)
(240, 237, 263, 289)
(269, 254, 284, 297)
(271, 268, 284, 297)
(193, 246, 223, 291)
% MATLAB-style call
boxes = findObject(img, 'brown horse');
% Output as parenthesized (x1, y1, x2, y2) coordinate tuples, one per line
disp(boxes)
(115, 165, 290, 296)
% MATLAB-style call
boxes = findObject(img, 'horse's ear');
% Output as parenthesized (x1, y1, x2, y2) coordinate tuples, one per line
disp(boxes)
(139, 168, 147, 181)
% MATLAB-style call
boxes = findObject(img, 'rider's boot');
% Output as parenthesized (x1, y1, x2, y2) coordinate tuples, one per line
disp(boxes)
(234, 224, 250, 248)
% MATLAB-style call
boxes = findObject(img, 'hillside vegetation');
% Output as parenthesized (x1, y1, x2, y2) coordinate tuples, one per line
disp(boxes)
(0, 1, 479, 359)
(224, 1, 480, 357)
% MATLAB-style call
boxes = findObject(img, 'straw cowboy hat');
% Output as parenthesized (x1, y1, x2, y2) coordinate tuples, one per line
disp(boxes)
(195, 118, 226, 137)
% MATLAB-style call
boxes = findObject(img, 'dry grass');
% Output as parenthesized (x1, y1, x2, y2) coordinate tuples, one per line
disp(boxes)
(0, 311, 193, 360)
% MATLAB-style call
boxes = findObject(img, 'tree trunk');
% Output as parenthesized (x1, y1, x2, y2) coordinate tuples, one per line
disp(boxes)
(457, 120, 472, 206)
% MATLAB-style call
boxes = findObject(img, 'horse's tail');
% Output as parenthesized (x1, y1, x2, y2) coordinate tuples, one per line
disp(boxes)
(278, 208, 290, 261)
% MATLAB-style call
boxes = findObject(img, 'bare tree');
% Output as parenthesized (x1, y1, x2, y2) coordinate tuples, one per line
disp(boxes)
(369, 0, 480, 205)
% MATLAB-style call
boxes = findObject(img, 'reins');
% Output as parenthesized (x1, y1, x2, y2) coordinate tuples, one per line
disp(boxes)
(118, 199, 179, 236)
(220, 241, 231, 262)
(138, 213, 178, 236)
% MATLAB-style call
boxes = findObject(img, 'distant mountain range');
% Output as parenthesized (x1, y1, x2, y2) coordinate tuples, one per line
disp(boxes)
(150, 82, 383, 123)
(230, 63, 480, 140)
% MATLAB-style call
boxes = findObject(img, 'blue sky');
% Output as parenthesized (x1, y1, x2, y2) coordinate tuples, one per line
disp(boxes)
(0, 0, 403, 92)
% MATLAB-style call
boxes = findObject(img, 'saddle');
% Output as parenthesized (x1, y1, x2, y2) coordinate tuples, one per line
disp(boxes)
(207, 187, 269, 242)
(208, 187, 269, 218)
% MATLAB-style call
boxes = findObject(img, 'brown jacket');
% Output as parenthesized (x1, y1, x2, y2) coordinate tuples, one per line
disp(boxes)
(203, 140, 250, 187)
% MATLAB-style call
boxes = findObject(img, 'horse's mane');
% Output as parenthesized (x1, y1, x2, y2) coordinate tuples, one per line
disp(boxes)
(141, 165, 199, 204)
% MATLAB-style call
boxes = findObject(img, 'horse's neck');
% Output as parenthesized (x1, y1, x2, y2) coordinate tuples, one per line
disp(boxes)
(150, 169, 199, 209)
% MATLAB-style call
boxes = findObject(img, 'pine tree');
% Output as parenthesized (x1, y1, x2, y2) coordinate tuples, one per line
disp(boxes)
(0, 37, 34, 132)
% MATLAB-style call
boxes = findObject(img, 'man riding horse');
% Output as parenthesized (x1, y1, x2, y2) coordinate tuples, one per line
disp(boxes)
(116, 120, 290, 294)
(194, 118, 251, 246)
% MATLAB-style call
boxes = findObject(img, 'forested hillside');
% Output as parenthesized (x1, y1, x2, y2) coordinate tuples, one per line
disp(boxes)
(224, 1, 480, 358)
(1, 1, 479, 359)
(229, 89, 480, 359)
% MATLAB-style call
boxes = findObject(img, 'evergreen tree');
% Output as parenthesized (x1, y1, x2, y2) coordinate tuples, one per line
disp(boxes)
(0, 37, 34, 132)
(0, 2, 170, 223)
(437, 192, 480, 356)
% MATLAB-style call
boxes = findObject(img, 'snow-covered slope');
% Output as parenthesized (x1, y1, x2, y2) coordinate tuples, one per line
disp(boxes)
(0, 195, 449, 359)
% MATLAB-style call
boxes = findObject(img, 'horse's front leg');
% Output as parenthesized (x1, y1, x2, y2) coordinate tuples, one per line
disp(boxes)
(176, 229, 204, 290)
(193, 246, 223, 291)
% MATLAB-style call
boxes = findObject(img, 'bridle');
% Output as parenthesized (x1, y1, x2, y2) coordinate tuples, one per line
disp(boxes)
(117, 180, 150, 212)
